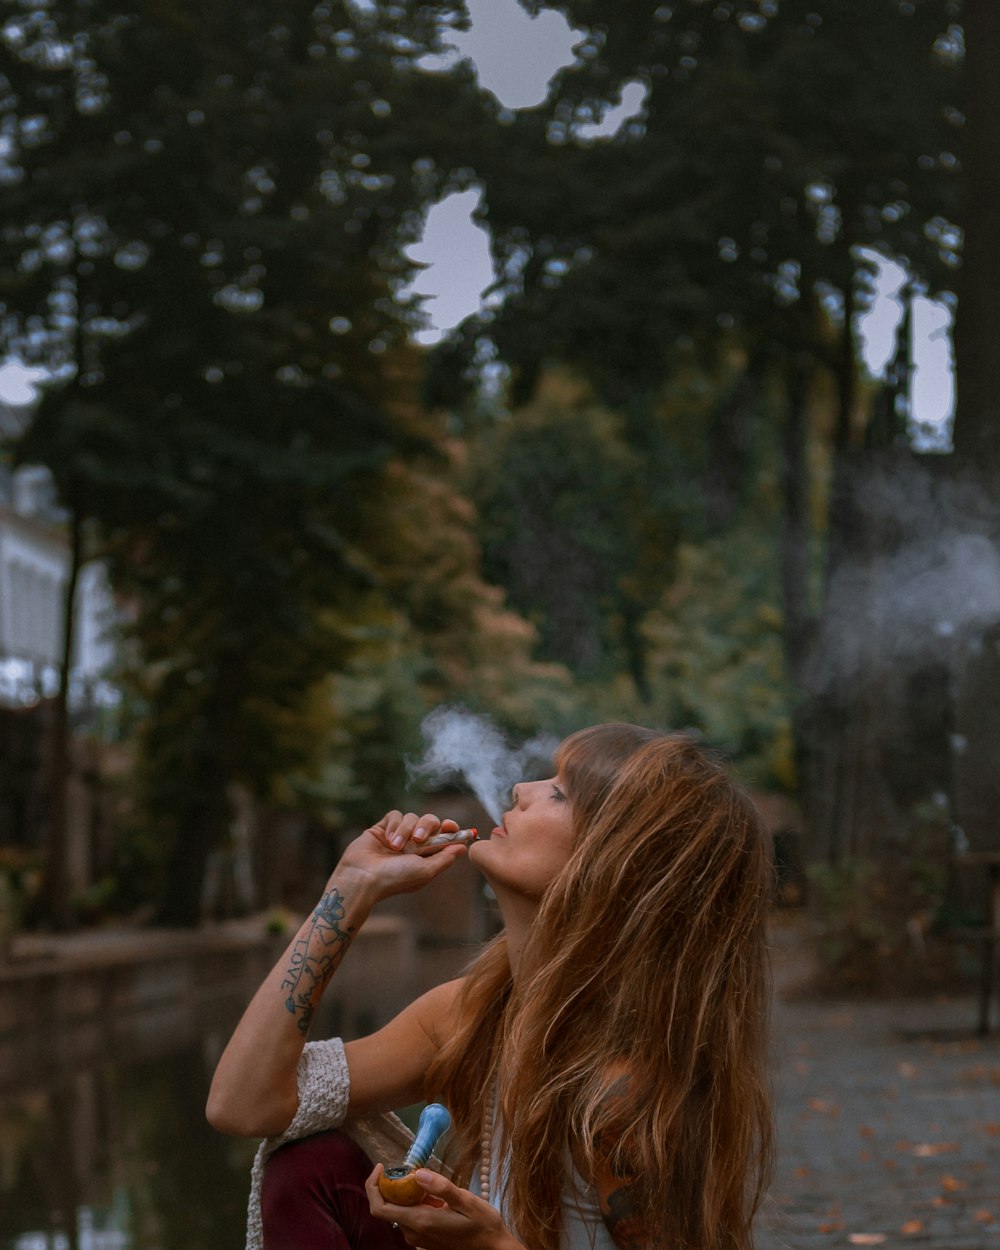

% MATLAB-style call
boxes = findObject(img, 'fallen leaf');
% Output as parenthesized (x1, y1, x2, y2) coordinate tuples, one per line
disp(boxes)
(793, 1166, 811, 1178)
(897, 1061, 918, 1078)
(859, 1125, 875, 1139)
(818, 1222, 845, 1234)
(858, 1150, 873, 1162)
(848, 1234, 887, 1245)
(901, 1220, 924, 1235)
(941, 1175, 966, 1192)
(912, 1141, 958, 1156)
(808, 1098, 840, 1117)
(973, 1209, 994, 1224)
(983, 1122, 1000, 1136)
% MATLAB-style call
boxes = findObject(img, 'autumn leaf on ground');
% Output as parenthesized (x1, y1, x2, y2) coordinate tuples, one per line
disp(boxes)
(897, 1061, 918, 1078)
(901, 1220, 924, 1235)
(807, 1098, 840, 1116)
(973, 1210, 995, 1224)
(848, 1233, 887, 1245)
(941, 1175, 966, 1192)
(912, 1141, 958, 1156)
(818, 1202, 843, 1233)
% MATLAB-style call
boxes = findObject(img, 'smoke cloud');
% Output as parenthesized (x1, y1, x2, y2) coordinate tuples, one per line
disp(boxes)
(813, 531, 1000, 690)
(807, 460, 1000, 694)
(407, 706, 560, 823)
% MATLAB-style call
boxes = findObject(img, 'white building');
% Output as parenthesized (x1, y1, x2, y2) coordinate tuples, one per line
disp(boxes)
(0, 402, 117, 710)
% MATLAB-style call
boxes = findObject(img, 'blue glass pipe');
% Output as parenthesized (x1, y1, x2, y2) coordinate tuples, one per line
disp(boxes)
(402, 1103, 452, 1169)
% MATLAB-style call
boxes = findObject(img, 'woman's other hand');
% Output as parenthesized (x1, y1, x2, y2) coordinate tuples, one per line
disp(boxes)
(365, 1165, 525, 1250)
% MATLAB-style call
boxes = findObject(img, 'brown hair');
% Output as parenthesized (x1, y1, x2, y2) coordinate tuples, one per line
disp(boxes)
(426, 724, 773, 1250)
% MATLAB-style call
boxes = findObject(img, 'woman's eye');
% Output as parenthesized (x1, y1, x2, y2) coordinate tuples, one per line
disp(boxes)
(551, 785, 566, 802)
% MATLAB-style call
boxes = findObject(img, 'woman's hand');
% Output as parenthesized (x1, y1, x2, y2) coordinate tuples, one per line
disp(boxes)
(365, 1165, 526, 1250)
(338, 812, 468, 904)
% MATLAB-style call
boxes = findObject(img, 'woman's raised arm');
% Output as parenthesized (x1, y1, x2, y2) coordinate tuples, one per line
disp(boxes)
(206, 811, 467, 1138)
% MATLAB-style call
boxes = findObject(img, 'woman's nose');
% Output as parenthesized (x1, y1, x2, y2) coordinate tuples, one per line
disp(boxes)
(512, 784, 522, 807)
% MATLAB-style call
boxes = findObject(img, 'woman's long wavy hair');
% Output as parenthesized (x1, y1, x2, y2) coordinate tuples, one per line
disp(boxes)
(425, 724, 774, 1250)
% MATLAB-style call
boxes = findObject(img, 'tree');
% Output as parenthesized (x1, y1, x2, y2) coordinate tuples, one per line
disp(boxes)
(952, 0, 1000, 465)
(0, 0, 501, 924)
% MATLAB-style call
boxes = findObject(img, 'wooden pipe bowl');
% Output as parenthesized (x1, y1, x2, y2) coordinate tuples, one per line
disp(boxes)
(378, 1167, 425, 1206)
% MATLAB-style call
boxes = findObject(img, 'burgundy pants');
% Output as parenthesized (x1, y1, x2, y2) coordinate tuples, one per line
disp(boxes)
(261, 1130, 408, 1250)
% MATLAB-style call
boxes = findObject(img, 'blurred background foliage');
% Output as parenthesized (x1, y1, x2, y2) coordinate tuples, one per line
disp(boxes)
(1, 0, 997, 961)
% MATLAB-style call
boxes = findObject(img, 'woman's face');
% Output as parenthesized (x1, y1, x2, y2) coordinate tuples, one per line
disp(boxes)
(469, 773, 576, 902)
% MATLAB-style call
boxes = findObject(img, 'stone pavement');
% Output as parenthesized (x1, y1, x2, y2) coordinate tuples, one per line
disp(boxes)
(758, 925, 1000, 1250)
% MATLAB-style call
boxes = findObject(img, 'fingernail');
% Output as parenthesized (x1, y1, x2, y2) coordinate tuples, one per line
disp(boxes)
(389, 833, 404, 849)
(414, 1169, 434, 1183)
(414, 825, 427, 841)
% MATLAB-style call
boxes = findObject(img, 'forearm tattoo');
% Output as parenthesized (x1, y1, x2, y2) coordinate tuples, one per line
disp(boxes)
(280, 887, 355, 1035)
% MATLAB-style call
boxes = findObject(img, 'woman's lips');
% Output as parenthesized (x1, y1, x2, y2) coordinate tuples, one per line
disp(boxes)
(491, 824, 507, 838)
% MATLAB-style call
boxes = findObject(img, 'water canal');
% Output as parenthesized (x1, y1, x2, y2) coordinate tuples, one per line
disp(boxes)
(2, 994, 262, 1250)
(0, 916, 466, 1250)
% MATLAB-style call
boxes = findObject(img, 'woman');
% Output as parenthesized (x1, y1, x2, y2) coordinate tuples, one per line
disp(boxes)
(207, 724, 773, 1250)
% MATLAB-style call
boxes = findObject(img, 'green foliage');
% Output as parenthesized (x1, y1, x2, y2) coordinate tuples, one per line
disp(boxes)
(466, 355, 794, 779)
(470, 369, 698, 689)
(275, 400, 580, 826)
(0, 847, 42, 951)
(458, 0, 961, 403)
(806, 857, 892, 982)
(642, 530, 793, 787)
(804, 798, 968, 992)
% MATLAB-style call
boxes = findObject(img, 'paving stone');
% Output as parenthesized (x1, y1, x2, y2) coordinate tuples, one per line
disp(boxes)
(756, 929, 1000, 1250)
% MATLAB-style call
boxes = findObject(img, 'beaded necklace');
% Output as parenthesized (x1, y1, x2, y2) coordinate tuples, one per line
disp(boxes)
(478, 1086, 495, 1202)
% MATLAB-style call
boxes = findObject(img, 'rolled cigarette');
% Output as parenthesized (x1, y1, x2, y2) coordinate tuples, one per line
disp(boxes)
(407, 827, 478, 855)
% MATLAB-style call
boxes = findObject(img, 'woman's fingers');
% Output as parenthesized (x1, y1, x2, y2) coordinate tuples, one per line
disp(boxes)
(370, 811, 404, 849)
(412, 1170, 480, 1213)
(365, 1163, 391, 1216)
(369, 812, 459, 852)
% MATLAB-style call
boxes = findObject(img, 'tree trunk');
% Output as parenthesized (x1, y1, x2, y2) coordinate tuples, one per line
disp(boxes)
(779, 348, 815, 690)
(154, 763, 233, 927)
(704, 359, 761, 532)
(801, 451, 959, 865)
(833, 280, 857, 452)
(952, 0, 1000, 465)
(34, 507, 84, 930)
(949, 2, 1000, 854)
